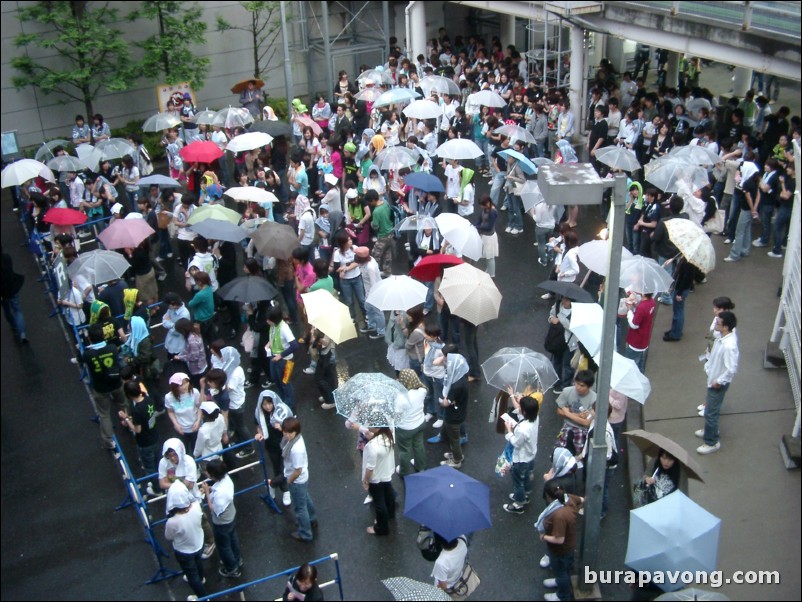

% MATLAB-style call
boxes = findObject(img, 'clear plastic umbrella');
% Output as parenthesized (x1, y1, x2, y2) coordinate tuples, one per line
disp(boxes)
(334, 373, 407, 427)
(594, 146, 642, 172)
(95, 138, 137, 161)
(493, 124, 536, 144)
(519, 180, 545, 212)
(481, 347, 558, 393)
(35, 139, 71, 162)
(354, 87, 384, 103)
(224, 186, 279, 204)
(226, 132, 274, 153)
(667, 145, 721, 166)
(470, 90, 507, 107)
(373, 88, 421, 108)
(397, 215, 438, 232)
(375, 147, 419, 171)
(433, 139, 484, 160)
(419, 75, 460, 97)
(594, 350, 652, 403)
(213, 107, 254, 129)
(645, 157, 709, 193)
(357, 69, 394, 86)
(46, 155, 86, 173)
(577, 239, 634, 276)
(67, 250, 131, 284)
(192, 109, 219, 125)
(365, 275, 429, 311)
(142, 111, 181, 132)
(402, 99, 443, 120)
(619, 256, 674, 295)
(75, 144, 101, 172)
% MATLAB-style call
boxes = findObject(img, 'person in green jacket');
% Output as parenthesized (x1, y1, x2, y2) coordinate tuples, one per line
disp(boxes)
(625, 180, 643, 254)
(367, 190, 394, 277)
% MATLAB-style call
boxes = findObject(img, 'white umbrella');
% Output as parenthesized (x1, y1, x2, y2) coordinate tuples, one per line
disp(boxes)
(142, 111, 181, 132)
(354, 87, 384, 103)
(46, 155, 86, 173)
(214, 107, 254, 129)
(1, 159, 55, 188)
(645, 157, 709, 193)
(365, 275, 429, 311)
(357, 69, 394, 86)
(667, 145, 721, 167)
(402, 99, 443, 120)
(75, 144, 101, 172)
(34, 139, 71, 162)
(375, 147, 419, 171)
(419, 75, 460, 97)
(95, 138, 137, 161)
(470, 90, 507, 108)
(594, 350, 652, 403)
(138, 174, 181, 188)
(569, 302, 605, 357)
(493, 124, 536, 144)
(519, 180, 545, 212)
(226, 131, 274, 153)
(619, 256, 674, 295)
(577, 240, 634, 276)
(224, 186, 279, 204)
(373, 88, 420, 108)
(67, 250, 131, 285)
(434, 213, 483, 260)
(433, 139, 484, 161)
(594, 146, 641, 172)
(439, 263, 502, 325)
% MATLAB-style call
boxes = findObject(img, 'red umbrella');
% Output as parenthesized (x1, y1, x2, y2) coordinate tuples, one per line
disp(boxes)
(43, 207, 88, 226)
(296, 115, 322, 136)
(179, 141, 223, 164)
(97, 218, 155, 250)
(408, 254, 464, 282)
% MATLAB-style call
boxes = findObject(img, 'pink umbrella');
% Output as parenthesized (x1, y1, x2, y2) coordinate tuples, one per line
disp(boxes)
(179, 141, 224, 164)
(97, 218, 155, 250)
(296, 115, 322, 136)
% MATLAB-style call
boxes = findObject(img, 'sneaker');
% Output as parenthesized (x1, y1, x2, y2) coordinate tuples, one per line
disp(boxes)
(544, 594, 560, 602)
(752, 239, 767, 247)
(321, 402, 336, 410)
(697, 408, 705, 417)
(553, 387, 564, 394)
(303, 366, 316, 375)
(767, 251, 783, 258)
(201, 543, 216, 559)
(696, 442, 720, 454)
(460, 435, 468, 445)
(512, 228, 523, 235)
(503, 502, 525, 514)
(166, 252, 174, 258)
(432, 419, 444, 429)
(261, 380, 274, 388)
(427, 435, 442, 444)
(694, 429, 705, 439)
(358, 324, 371, 333)
(363, 494, 373, 505)
(146, 483, 157, 497)
(235, 448, 255, 459)
(505, 226, 513, 233)
(697, 404, 705, 411)
(182, 575, 206, 584)
(282, 491, 292, 506)
(423, 413, 434, 422)
(219, 566, 242, 578)
(533, 241, 538, 247)
(290, 531, 313, 542)
(440, 458, 463, 468)
(539, 554, 551, 568)
(369, 332, 385, 339)
(509, 493, 530, 505)
(500, 205, 508, 211)
(544, 578, 558, 588)
(723, 256, 738, 262)
(157, 273, 167, 281)
(723, 238, 732, 244)
(538, 259, 548, 267)
(540, 292, 553, 300)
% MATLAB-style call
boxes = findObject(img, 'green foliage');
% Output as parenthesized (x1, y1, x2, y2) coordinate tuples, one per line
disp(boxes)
(129, 1, 210, 88)
(269, 98, 289, 121)
(216, 1, 283, 78)
(112, 121, 166, 162)
(11, 1, 134, 118)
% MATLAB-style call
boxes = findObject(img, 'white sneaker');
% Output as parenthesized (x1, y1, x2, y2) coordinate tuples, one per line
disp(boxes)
(544, 578, 558, 588)
(752, 239, 767, 247)
(723, 238, 732, 244)
(697, 408, 705, 417)
(544, 594, 561, 602)
(540, 293, 552, 300)
(432, 419, 444, 429)
(505, 226, 512, 233)
(303, 366, 315, 375)
(423, 413, 434, 422)
(767, 251, 783, 258)
(363, 494, 373, 505)
(694, 429, 705, 438)
(723, 256, 738, 262)
(282, 491, 292, 506)
(539, 554, 551, 568)
(697, 442, 720, 454)
(697, 404, 705, 411)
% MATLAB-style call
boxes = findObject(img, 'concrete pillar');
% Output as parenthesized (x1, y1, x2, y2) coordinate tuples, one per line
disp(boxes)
(733, 66, 752, 97)
(502, 15, 516, 48)
(408, 1, 427, 62)
(666, 52, 680, 89)
(569, 25, 585, 136)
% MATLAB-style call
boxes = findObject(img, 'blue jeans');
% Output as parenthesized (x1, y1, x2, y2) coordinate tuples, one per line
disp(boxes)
(535, 225, 553, 265)
(423, 374, 444, 416)
(2, 293, 26, 339)
(339, 276, 366, 323)
(281, 282, 299, 324)
(439, 310, 461, 345)
(423, 281, 435, 312)
(703, 383, 730, 445)
(138, 441, 161, 490)
(490, 171, 506, 206)
(771, 203, 791, 254)
(625, 210, 642, 253)
(624, 346, 647, 374)
(269, 356, 295, 409)
(548, 551, 575, 601)
(729, 210, 753, 259)
(365, 302, 386, 335)
(532, 140, 546, 159)
(288, 481, 317, 541)
(725, 201, 740, 240)
(551, 349, 574, 389)
(757, 204, 775, 245)
(157, 228, 172, 258)
(656, 256, 675, 304)
(510, 460, 534, 504)
(506, 194, 524, 230)
(213, 519, 242, 572)
(174, 549, 207, 597)
(667, 289, 689, 339)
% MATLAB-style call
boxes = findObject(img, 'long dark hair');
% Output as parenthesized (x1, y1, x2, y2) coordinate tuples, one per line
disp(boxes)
(652, 449, 681, 488)
(375, 427, 395, 446)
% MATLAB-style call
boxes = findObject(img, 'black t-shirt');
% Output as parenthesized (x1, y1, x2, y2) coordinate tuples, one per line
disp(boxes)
(444, 377, 468, 424)
(131, 395, 159, 448)
(736, 176, 758, 211)
(492, 147, 508, 172)
(589, 120, 609, 152)
(83, 343, 122, 393)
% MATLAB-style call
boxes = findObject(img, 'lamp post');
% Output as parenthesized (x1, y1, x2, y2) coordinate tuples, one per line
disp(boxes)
(538, 164, 628, 593)
(279, 2, 294, 120)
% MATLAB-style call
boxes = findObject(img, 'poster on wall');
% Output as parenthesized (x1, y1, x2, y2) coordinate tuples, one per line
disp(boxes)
(157, 82, 196, 113)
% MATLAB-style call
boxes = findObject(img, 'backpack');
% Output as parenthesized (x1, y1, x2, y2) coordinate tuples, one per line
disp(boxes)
(544, 321, 567, 354)
(417, 526, 443, 561)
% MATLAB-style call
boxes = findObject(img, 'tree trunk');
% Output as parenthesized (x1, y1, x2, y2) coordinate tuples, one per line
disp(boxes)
(158, 5, 170, 78)
(252, 11, 260, 77)
(83, 87, 94, 122)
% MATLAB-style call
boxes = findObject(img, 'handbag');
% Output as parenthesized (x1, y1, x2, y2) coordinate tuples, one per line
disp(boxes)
(703, 203, 725, 234)
(633, 479, 658, 507)
(569, 348, 582, 370)
(241, 327, 255, 354)
(448, 562, 481, 600)
(544, 321, 567, 354)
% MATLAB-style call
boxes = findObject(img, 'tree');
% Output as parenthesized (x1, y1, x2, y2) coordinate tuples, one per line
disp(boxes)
(11, 1, 134, 120)
(216, 2, 284, 79)
(130, 1, 210, 89)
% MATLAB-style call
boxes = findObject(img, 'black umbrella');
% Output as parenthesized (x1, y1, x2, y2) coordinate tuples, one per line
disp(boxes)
(536, 280, 595, 303)
(218, 276, 278, 303)
(250, 120, 293, 137)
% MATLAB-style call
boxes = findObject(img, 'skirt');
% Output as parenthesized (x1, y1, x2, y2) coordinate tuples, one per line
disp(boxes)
(386, 345, 409, 372)
(136, 268, 159, 303)
(481, 232, 499, 259)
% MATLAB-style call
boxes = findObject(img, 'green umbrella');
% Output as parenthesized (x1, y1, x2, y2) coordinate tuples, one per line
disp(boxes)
(187, 204, 241, 226)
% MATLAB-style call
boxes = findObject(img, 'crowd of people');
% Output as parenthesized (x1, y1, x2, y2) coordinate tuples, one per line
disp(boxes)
(5, 22, 798, 602)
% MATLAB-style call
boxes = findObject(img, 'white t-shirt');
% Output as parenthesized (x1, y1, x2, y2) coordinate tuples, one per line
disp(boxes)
(158, 454, 201, 498)
(298, 211, 316, 246)
(432, 538, 468, 588)
(458, 184, 475, 218)
(165, 389, 201, 432)
(362, 435, 395, 483)
(188, 252, 219, 291)
(283, 436, 309, 484)
(194, 415, 227, 460)
(334, 247, 360, 280)
(395, 388, 426, 431)
(227, 366, 246, 411)
(165, 502, 204, 554)
(445, 165, 462, 198)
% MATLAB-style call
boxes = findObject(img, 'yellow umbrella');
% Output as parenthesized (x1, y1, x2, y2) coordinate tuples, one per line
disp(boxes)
(300, 289, 357, 344)
(187, 204, 241, 226)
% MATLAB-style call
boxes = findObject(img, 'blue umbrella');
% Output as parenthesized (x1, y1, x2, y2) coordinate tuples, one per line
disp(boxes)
(625, 491, 721, 592)
(498, 149, 538, 175)
(404, 172, 445, 193)
(404, 465, 491, 542)
(138, 174, 181, 188)
(189, 218, 248, 243)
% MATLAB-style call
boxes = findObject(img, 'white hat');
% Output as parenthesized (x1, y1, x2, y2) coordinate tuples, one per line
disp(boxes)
(124, 212, 144, 220)
(324, 173, 338, 187)
(110, 202, 124, 214)
(345, 188, 358, 199)
(200, 401, 220, 415)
